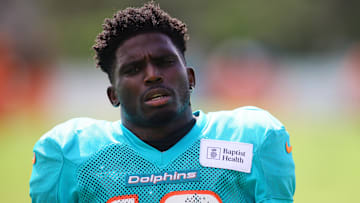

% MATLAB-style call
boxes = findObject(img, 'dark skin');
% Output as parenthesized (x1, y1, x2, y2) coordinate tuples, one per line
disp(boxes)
(107, 32, 196, 150)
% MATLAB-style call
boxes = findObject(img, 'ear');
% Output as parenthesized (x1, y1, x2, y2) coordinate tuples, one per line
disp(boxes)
(186, 67, 196, 88)
(107, 86, 120, 107)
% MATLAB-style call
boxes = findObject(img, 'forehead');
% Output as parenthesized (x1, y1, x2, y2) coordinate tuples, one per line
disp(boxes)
(115, 32, 180, 63)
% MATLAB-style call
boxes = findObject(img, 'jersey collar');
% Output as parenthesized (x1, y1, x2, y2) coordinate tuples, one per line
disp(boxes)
(119, 110, 208, 168)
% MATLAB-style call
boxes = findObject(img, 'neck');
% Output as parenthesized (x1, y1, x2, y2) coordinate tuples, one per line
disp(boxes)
(144, 117, 196, 151)
(122, 107, 196, 146)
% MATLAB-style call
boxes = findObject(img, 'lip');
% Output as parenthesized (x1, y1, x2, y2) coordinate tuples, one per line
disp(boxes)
(143, 87, 172, 107)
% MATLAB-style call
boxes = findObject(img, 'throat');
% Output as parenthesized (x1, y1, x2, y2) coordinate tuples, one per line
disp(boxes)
(144, 118, 196, 151)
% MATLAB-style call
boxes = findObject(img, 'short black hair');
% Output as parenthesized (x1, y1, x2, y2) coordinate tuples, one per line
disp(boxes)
(93, 1, 189, 82)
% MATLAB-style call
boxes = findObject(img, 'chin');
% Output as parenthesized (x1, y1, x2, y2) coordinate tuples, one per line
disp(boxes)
(145, 109, 178, 126)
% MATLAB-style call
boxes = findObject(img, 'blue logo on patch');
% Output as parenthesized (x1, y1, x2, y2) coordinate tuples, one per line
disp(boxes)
(125, 169, 200, 187)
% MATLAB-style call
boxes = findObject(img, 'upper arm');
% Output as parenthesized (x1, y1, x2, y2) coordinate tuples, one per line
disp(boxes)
(254, 128, 296, 202)
(30, 131, 78, 202)
(30, 136, 63, 202)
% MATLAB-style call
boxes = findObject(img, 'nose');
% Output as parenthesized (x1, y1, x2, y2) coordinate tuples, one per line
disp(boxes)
(144, 63, 163, 85)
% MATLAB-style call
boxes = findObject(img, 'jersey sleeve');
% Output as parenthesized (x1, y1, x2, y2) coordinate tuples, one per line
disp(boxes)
(252, 128, 296, 202)
(29, 129, 78, 202)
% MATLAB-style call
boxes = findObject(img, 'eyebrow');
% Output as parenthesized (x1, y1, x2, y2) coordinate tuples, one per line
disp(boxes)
(151, 53, 178, 60)
(121, 53, 178, 66)
(120, 59, 145, 70)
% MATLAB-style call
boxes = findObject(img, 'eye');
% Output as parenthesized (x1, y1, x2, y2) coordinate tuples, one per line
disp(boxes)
(123, 66, 140, 75)
(156, 57, 177, 67)
(121, 62, 143, 76)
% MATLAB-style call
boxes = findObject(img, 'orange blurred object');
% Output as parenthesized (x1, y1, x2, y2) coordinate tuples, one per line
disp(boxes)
(0, 34, 51, 117)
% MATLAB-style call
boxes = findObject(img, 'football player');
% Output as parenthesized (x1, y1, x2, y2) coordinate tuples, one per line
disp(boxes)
(30, 2, 295, 202)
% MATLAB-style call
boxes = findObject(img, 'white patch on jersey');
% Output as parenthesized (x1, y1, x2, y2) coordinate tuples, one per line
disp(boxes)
(160, 190, 222, 203)
(107, 194, 138, 203)
(200, 139, 253, 173)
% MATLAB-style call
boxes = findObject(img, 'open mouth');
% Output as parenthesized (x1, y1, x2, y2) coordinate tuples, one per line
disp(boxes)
(143, 88, 172, 107)
(148, 94, 168, 101)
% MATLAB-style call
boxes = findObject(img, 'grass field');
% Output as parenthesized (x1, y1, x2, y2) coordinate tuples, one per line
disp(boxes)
(0, 112, 359, 202)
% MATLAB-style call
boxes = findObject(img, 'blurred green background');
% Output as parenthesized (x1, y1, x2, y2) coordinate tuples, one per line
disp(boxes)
(1, 0, 360, 202)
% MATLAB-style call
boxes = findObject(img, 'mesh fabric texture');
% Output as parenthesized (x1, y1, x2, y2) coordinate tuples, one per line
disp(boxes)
(77, 138, 251, 203)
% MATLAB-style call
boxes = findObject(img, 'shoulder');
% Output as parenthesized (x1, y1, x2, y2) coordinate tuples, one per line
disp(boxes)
(204, 107, 295, 201)
(205, 106, 287, 150)
(37, 117, 114, 145)
(208, 106, 284, 131)
(30, 117, 119, 201)
(206, 107, 295, 201)
(34, 117, 123, 162)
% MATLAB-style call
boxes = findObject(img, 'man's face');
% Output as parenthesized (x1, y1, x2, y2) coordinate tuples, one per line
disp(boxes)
(108, 32, 195, 127)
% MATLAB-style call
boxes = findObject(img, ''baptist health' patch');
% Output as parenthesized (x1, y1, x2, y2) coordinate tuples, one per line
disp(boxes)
(200, 139, 253, 173)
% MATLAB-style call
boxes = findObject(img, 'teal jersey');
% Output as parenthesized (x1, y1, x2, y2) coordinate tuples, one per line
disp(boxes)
(30, 106, 295, 202)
